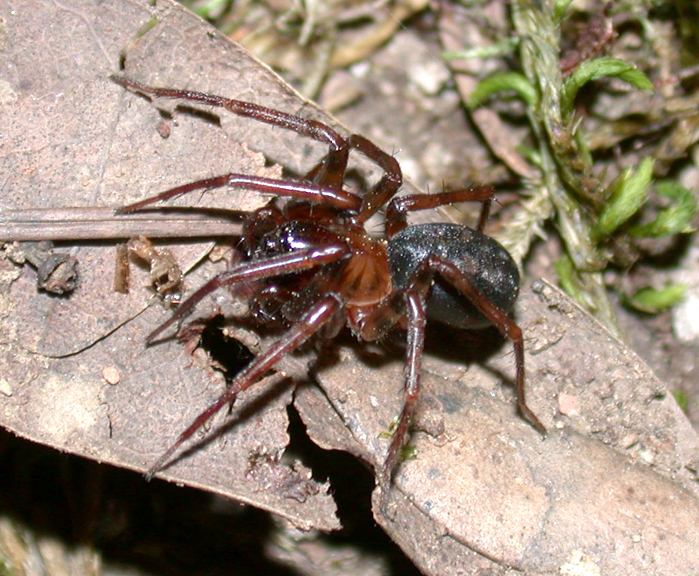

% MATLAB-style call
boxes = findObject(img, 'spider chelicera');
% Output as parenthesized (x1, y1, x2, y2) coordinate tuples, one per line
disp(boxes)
(111, 75, 546, 507)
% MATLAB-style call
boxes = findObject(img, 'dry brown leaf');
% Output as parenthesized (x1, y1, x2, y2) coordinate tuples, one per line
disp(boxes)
(1, 1, 698, 575)
(298, 280, 699, 574)
(0, 0, 344, 532)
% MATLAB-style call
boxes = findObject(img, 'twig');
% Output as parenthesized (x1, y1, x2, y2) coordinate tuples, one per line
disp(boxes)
(0, 207, 242, 242)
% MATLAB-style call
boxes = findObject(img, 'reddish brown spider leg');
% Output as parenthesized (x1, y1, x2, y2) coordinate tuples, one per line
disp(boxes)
(385, 185, 496, 237)
(145, 294, 343, 480)
(111, 76, 347, 151)
(379, 290, 427, 510)
(349, 265, 433, 508)
(303, 134, 401, 220)
(347, 135, 403, 223)
(424, 255, 546, 435)
(147, 245, 349, 342)
(112, 76, 402, 218)
(305, 134, 402, 220)
(304, 144, 350, 190)
(116, 174, 361, 214)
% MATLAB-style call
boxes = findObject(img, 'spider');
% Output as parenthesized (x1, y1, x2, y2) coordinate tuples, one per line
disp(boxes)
(111, 75, 546, 509)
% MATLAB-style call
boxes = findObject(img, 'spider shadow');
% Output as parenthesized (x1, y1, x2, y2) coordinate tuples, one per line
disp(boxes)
(323, 322, 510, 375)
(148, 316, 297, 474)
(419, 322, 527, 416)
(422, 322, 513, 375)
(306, 320, 516, 413)
(160, 374, 296, 474)
(157, 103, 223, 128)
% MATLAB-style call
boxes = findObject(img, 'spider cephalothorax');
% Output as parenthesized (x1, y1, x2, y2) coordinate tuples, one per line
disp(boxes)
(112, 75, 545, 509)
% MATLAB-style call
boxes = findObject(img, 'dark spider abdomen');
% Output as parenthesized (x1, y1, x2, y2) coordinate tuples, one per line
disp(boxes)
(387, 223, 520, 329)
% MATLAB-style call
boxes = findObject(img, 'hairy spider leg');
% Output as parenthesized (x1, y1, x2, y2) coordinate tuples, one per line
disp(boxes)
(146, 245, 350, 342)
(301, 134, 402, 220)
(338, 258, 432, 509)
(112, 76, 401, 220)
(385, 185, 496, 237)
(304, 143, 350, 190)
(304, 133, 402, 218)
(374, 186, 544, 507)
(111, 76, 347, 151)
(386, 186, 545, 432)
(378, 288, 427, 512)
(145, 294, 343, 479)
(429, 256, 544, 434)
(348, 135, 402, 223)
(377, 253, 545, 510)
(116, 174, 361, 214)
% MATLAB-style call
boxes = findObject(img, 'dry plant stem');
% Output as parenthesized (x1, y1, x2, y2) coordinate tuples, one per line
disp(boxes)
(0, 207, 242, 241)
(499, 188, 554, 266)
(328, 0, 429, 68)
(511, 0, 619, 335)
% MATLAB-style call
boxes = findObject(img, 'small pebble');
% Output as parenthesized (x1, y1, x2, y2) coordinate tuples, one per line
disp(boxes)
(102, 366, 120, 385)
